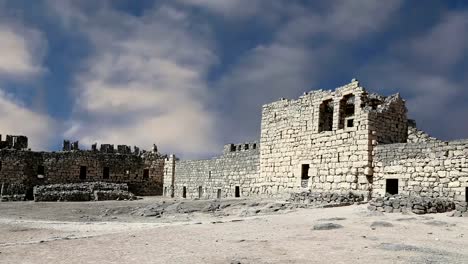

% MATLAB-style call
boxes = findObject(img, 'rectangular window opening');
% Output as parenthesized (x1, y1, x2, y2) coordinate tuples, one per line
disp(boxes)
(79, 166, 87, 180)
(208, 171, 212, 179)
(235, 186, 240, 198)
(386, 179, 399, 195)
(198, 186, 203, 199)
(164, 187, 167, 197)
(217, 189, 222, 199)
(347, 119, 354, 128)
(143, 169, 149, 180)
(182, 186, 187, 198)
(253, 144, 257, 149)
(37, 165, 45, 176)
(103, 167, 110, 179)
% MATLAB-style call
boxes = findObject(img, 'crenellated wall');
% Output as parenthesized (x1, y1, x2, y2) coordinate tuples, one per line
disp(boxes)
(0, 149, 165, 198)
(163, 142, 260, 199)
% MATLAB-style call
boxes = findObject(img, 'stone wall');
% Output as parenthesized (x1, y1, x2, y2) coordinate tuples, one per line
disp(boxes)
(0, 149, 165, 198)
(258, 80, 407, 198)
(33, 182, 134, 202)
(163, 142, 260, 199)
(373, 140, 468, 201)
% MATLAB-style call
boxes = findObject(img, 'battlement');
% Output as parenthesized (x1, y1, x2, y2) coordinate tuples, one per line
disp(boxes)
(223, 142, 259, 154)
(62, 140, 157, 156)
(0, 135, 28, 150)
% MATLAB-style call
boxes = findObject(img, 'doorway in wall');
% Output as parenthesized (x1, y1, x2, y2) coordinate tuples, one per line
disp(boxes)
(182, 186, 187, 198)
(235, 186, 240, 198)
(217, 189, 221, 199)
(198, 186, 203, 199)
(386, 179, 399, 195)
(301, 164, 310, 188)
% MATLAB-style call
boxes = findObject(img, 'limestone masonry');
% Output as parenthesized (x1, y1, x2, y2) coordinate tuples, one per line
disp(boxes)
(2, 79, 468, 213)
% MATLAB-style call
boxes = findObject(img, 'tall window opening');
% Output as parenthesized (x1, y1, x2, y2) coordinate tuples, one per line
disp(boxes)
(386, 179, 398, 195)
(37, 165, 45, 176)
(301, 164, 310, 188)
(103, 167, 110, 179)
(319, 99, 334, 132)
(217, 189, 222, 199)
(182, 186, 187, 198)
(198, 186, 203, 198)
(143, 169, 149, 180)
(235, 186, 240, 198)
(339, 94, 355, 129)
(79, 166, 87, 180)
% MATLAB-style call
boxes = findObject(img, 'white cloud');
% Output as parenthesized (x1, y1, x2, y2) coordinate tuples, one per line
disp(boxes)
(62, 4, 221, 158)
(216, 0, 403, 142)
(358, 11, 468, 140)
(0, 89, 56, 150)
(0, 24, 46, 78)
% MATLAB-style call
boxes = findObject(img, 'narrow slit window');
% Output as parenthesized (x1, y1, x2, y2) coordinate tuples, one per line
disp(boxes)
(182, 186, 187, 198)
(217, 189, 221, 199)
(198, 186, 203, 199)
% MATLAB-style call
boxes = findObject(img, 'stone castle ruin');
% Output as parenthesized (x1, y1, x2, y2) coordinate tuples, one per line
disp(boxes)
(1, 79, 468, 214)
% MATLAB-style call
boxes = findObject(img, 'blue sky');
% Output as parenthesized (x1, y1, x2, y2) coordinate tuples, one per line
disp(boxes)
(0, 0, 468, 158)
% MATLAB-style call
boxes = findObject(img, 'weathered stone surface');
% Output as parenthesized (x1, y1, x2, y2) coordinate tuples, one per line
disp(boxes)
(33, 182, 135, 202)
(312, 223, 343, 230)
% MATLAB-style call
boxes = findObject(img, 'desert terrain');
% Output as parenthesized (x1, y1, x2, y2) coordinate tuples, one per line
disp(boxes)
(0, 197, 467, 264)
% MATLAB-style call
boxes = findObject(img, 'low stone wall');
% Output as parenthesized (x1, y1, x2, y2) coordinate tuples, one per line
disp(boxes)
(368, 194, 455, 214)
(33, 182, 135, 202)
(0, 183, 27, 201)
(288, 191, 365, 206)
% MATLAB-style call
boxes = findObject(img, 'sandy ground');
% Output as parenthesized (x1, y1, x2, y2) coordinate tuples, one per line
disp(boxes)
(0, 197, 468, 264)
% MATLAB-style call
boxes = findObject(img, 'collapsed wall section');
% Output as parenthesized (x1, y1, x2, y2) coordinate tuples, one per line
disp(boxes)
(373, 140, 468, 201)
(163, 143, 260, 199)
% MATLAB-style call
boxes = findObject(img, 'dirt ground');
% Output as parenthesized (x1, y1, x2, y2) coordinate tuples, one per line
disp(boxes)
(0, 197, 468, 264)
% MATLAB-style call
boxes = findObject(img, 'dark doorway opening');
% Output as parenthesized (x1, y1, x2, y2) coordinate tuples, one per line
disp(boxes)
(386, 179, 398, 195)
(37, 165, 45, 176)
(26, 188, 34, 200)
(79, 166, 87, 180)
(235, 186, 240, 198)
(217, 189, 221, 199)
(465, 187, 468, 202)
(103, 167, 110, 179)
(143, 169, 149, 180)
(164, 187, 167, 196)
(301, 164, 310, 188)
(198, 186, 203, 198)
(182, 186, 187, 198)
